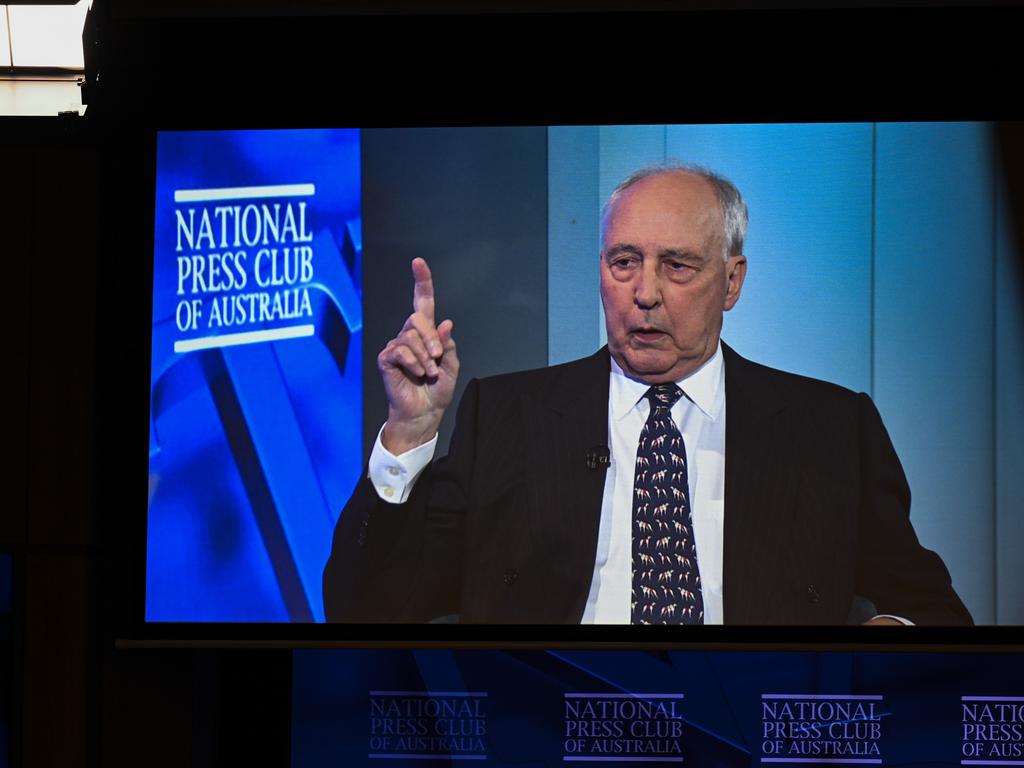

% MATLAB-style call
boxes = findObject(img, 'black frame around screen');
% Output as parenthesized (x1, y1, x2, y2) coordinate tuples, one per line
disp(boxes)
(96, 6, 1024, 649)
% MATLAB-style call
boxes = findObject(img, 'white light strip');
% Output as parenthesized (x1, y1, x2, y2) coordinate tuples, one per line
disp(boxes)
(174, 324, 315, 353)
(173, 183, 315, 203)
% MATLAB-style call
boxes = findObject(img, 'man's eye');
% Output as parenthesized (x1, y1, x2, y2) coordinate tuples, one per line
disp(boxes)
(666, 261, 690, 272)
(612, 257, 638, 269)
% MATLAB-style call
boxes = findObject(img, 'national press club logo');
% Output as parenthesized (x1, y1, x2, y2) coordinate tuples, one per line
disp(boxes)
(563, 693, 687, 762)
(961, 696, 1024, 765)
(760, 693, 887, 764)
(368, 690, 488, 761)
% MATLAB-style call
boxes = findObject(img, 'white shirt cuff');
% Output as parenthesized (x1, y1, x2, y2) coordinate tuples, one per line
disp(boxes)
(872, 614, 914, 626)
(367, 424, 438, 504)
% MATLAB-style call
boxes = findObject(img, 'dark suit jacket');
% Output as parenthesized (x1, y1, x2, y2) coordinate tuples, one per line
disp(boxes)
(323, 343, 971, 625)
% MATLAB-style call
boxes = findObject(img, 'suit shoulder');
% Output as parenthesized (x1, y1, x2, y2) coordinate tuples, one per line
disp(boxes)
(749, 358, 862, 400)
(723, 345, 870, 432)
(726, 345, 863, 402)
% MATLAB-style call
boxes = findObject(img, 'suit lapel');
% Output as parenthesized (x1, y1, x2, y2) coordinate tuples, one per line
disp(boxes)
(522, 348, 610, 622)
(721, 343, 799, 623)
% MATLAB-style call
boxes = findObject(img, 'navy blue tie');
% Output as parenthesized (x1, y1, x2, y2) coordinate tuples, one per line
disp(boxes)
(631, 384, 704, 624)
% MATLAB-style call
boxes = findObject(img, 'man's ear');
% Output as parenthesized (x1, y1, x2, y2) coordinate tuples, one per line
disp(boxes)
(723, 254, 747, 311)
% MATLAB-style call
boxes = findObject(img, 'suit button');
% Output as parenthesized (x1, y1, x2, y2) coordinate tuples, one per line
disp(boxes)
(503, 569, 519, 586)
(805, 584, 820, 604)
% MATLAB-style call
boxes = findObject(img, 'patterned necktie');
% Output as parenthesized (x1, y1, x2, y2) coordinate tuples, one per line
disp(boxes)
(631, 384, 704, 624)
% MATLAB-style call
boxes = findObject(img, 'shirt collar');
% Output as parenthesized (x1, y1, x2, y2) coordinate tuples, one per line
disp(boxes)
(609, 342, 725, 422)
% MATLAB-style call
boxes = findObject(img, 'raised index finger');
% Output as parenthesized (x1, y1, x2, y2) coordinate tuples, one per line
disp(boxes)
(411, 257, 436, 325)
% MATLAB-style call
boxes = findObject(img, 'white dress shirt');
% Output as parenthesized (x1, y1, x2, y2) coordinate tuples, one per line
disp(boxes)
(582, 344, 726, 624)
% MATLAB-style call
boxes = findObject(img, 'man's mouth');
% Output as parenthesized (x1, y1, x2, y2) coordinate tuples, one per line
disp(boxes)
(630, 327, 668, 343)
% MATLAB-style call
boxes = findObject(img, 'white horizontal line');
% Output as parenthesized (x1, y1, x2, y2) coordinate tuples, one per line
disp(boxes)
(761, 760, 881, 765)
(563, 758, 684, 762)
(174, 324, 314, 353)
(761, 695, 883, 700)
(370, 691, 488, 697)
(564, 694, 684, 699)
(173, 183, 315, 203)
(369, 755, 486, 761)
(962, 696, 1024, 701)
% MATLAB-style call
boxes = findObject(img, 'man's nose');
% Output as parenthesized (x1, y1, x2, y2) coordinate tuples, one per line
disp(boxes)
(634, 263, 662, 309)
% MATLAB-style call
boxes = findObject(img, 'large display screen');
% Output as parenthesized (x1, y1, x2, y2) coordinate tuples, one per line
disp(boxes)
(144, 123, 1024, 631)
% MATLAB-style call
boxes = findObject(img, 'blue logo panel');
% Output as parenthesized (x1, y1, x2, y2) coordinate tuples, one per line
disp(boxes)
(147, 129, 362, 622)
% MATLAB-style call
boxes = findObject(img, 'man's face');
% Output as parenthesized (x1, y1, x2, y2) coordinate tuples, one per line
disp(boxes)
(600, 171, 746, 384)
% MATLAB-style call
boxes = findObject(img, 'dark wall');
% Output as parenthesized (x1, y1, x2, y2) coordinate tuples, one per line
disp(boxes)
(1, 120, 99, 768)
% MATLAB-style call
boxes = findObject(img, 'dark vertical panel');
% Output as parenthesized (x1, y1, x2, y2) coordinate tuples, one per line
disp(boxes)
(100, 650, 218, 768)
(218, 651, 293, 766)
(0, 127, 101, 768)
(21, 553, 93, 767)
(27, 148, 98, 548)
(16, 139, 100, 768)
(0, 553, 12, 768)
(0, 152, 30, 546)
(361, 127, 549, 457)
(995, 130, 1024, 626)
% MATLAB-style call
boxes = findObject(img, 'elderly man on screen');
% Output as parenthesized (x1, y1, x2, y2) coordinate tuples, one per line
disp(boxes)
(323, 165, 972, 626)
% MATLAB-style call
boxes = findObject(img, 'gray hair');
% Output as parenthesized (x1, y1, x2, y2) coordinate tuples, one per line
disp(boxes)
(601, 163, 748, 261)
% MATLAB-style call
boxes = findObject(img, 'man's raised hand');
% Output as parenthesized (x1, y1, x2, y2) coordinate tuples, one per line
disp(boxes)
(378, 258, 459, 455)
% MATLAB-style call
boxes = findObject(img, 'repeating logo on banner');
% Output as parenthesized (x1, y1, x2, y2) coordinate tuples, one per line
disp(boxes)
(961, 696, 1024, 764)
(368, 691, 488, 761)
(563, 693, 686, 762)
(760, 693, 886, 764)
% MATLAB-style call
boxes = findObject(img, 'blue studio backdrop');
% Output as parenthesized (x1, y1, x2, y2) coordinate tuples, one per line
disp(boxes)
(147, 129, 362, 622)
